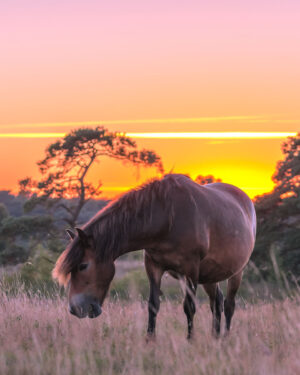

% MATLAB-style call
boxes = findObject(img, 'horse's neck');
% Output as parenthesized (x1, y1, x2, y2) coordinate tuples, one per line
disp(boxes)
(114, 223, 156, 260)
(112, 201, 168, 260)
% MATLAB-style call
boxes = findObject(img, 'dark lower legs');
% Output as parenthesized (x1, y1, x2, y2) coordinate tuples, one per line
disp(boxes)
(224, 271, 243, 332)
(147, 281, 162, 335)
(224, 298, 235, 331)
(213, 286, 224, 336)
(203, 270, 243, 336)
(145, 252, 242, 338)
(203, 283, 224, 337)
(145, 254, 163, 337)
(145, 254, 199, 339)
(183, 278, 197, 339)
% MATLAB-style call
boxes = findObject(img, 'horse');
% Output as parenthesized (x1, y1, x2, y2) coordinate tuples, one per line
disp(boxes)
(52, 174, 256, 339)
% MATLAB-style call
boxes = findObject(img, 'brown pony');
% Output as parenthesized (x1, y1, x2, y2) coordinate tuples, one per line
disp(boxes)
(53, 174, 256, 338)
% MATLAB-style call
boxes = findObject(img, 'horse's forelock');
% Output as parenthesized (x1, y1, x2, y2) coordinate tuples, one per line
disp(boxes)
(52, 241, 84, 286)
(52, 250, 69, 286)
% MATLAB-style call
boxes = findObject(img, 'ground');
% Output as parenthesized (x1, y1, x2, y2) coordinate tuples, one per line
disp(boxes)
(0, 288, 299, 375)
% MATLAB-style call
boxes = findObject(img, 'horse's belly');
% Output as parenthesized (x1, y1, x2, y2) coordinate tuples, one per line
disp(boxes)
(146, 247, 195, 275)
(198, 257, 235, 283)
(198, 242, 252, 284)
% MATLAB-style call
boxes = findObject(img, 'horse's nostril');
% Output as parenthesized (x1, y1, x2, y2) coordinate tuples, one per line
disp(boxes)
(88, 304, 93, 314)
(87, 303, 102, 318)
(69, 305, 76, 315)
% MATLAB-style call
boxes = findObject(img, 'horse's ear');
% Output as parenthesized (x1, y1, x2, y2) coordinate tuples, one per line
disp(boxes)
(66, 229, 75, 240)
(75, 227, 89, 246)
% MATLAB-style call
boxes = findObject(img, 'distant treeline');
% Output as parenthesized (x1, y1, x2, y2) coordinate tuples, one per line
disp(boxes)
(0, 190, 108, 225)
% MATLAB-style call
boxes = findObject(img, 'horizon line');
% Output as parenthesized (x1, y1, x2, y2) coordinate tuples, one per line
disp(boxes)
(123, 132, 297, 139)
(0, 132, 296, 139)
(0, 116, 265, 129)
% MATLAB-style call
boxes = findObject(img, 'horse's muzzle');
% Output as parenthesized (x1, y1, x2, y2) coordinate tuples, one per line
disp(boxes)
(69, 294, 102, 319)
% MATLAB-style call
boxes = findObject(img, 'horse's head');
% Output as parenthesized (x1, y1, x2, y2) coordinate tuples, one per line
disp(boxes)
(52, 228, 115, 319)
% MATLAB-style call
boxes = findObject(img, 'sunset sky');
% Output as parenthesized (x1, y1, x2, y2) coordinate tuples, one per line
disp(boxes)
(0, 1, 299, 199)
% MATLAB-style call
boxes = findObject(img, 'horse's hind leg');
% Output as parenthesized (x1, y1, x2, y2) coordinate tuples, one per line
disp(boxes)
(145, 253, 164, 337)
(202, 283, 224, 337)
(224, 270, 243, 332)
(183, 277, 197, 339)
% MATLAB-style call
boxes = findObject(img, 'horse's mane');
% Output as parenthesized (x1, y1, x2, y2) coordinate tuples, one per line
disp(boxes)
(52, 174, 190, 285)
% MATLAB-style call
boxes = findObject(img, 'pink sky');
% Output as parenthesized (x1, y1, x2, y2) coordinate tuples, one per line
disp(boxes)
(0, 1, 299, 198)
(1, 1, 300, 124)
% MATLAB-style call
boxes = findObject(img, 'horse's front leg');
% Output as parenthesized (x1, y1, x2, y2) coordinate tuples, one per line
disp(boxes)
(145, 253, 164, 338)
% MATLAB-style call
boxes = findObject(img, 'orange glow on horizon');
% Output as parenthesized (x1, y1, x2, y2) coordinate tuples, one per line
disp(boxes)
(0, 129, 293, 201)
(123, 132, 297, 139)
(0, 131, 287, 200)
(0, 133, 66, 138)
(0, 132, 297, 139)
(0, 116, 264, 130)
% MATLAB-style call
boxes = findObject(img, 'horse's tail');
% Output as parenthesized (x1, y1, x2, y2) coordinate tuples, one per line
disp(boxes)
(249, 200, 257, 240)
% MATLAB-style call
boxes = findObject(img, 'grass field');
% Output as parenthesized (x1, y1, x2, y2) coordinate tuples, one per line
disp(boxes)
(1, 285, 299, 375)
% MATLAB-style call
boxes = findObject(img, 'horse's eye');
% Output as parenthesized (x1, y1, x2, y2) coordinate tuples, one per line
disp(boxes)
(79, 263, 88, 271)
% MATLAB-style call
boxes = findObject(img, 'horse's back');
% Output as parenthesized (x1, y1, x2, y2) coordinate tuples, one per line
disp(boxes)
(163, 175, 256, 240)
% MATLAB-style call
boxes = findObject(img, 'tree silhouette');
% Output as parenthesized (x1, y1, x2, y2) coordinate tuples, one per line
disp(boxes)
(253, 134, 300, 279)
(273, 135, 300, 199)
(195, 175, 222, 185)
(19, 126, 163, 227)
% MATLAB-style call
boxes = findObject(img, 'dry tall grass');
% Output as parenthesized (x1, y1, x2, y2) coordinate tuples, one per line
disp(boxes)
(0, 286, 299, 375)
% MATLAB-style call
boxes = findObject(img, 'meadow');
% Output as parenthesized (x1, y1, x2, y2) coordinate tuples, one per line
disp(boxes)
(1, 282, 299, 375)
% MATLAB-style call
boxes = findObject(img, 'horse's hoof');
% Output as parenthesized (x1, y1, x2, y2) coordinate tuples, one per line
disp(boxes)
(146, 333, 156, 343)
(212, 330, 221, 339)
(223, 329, 230, 338)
